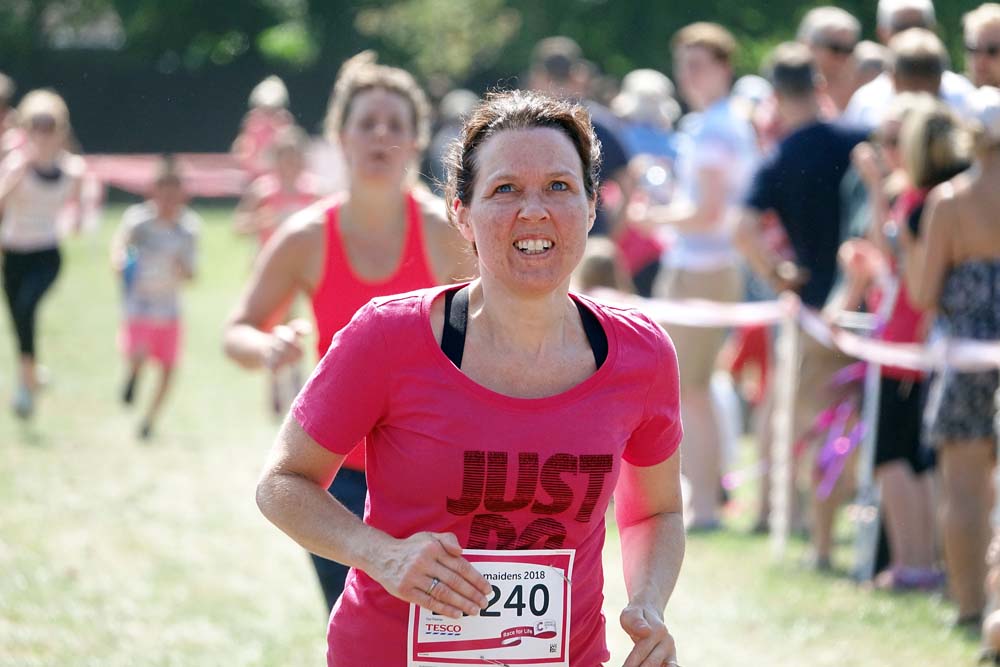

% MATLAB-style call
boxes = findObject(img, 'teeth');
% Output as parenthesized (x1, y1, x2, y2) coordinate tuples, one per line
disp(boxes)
(514, 239, 553, 254)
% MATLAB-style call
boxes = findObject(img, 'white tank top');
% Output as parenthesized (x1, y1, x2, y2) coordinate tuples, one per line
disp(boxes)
(1, 153, 81, 251)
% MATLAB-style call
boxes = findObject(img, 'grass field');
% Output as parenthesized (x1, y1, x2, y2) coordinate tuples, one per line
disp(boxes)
(0, 204, 982, 666)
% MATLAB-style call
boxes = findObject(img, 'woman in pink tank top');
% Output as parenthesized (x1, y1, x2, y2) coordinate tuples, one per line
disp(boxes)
(224, 53, 474, 613)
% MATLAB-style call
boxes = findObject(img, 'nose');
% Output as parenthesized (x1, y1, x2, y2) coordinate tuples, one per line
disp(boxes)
(518, 191, 549, 222)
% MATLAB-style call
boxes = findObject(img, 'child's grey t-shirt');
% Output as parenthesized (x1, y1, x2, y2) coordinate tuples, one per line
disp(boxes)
(119, 202, 199, 320)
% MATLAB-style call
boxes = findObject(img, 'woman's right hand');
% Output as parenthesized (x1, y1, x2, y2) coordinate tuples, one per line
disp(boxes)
(264, 319, 310, 369)
(369, 531, 492, 619)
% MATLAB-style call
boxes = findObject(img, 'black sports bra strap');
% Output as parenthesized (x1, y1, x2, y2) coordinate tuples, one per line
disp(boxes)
(440, 286, 607, 370)
(440, 285, 470, 368)
(575, 300, 608, 368)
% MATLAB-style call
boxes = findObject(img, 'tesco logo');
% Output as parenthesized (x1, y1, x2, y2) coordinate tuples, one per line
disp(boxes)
(426, 623, 462, 634)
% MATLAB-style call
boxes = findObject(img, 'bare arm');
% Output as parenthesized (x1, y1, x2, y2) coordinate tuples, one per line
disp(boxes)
(223, 210, 319, 369)
(257, 416, 491, 618)
(899, 185, 953, 311)
(109, 213, 135, 272)
(851, 143, 894, 255)
(0, 155, 27, 211)
(734, 208, 806, 293)
(643, 165, 727, 235)
(233, 183, 266, 236)
(615, 453, 684, 667)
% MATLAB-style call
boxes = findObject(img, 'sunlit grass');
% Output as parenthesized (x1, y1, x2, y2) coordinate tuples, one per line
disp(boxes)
(0, 205, 981, 666)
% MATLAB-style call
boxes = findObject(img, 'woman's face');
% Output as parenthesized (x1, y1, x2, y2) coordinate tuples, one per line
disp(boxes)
(674, 45, 730, 111)
(456, 127, 596, 297)
(339, 87, 418, 185)
(878, 117, 903, 171)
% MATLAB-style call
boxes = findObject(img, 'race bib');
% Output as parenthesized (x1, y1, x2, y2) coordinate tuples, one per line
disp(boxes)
(407, 549, 574, 667)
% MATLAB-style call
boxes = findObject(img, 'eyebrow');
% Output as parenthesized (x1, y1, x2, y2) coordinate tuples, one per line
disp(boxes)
(483, 170, 580, 182)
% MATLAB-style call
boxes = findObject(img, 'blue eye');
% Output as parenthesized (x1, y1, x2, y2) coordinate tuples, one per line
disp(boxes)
(495, 183, 514, 193)
(551, 181, 569, 191)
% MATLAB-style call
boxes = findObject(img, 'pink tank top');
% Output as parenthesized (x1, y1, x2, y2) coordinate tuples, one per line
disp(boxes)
(255, 173, 321, 246)
(311, 192, 438, 470)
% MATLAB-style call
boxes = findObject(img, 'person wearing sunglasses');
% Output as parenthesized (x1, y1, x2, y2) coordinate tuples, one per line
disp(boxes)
(965, 3, 1000, 88)
(797, 6, 863, 115)
(0, 89, 84, 419)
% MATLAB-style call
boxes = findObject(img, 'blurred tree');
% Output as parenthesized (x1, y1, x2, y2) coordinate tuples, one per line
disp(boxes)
(353, 0, 520, 84)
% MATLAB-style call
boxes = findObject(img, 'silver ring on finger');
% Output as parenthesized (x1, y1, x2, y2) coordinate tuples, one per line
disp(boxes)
(427, 577, 441, 597)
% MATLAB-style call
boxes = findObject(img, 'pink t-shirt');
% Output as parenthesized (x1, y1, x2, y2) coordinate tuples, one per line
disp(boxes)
(292, 285, 683, 667)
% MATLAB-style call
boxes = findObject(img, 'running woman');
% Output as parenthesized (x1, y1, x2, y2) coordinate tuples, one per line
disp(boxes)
(224, 52, 474, 612)
(0, 89, 84, 418)
(256, 90, 685, 667)
(234, 125, 323, 414)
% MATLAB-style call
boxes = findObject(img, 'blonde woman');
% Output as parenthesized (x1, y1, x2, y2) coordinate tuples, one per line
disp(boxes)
(0, 89, 84, 418)
(900, 87, 1000, 627)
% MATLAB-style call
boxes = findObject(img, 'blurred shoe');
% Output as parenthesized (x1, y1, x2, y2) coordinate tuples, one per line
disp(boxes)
(138, 420, 153, 441)
(122, 373, 138, 405)
(12, 385, 33, 419)
(873, 567, 945, 592)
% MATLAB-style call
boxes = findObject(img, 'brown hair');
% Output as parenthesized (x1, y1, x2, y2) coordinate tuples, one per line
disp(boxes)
(672, 22, 738, 64)
(764, 42, 818, 98)
(324, 51, 431, 150)
(444, 90, 601, 227)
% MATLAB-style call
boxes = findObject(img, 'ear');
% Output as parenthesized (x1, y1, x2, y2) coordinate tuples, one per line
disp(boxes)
(454, 198, 476, 244)
(586, 194, 597, 233)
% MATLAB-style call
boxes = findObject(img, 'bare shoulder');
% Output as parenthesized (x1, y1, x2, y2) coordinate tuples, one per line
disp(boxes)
(268, 198, 329, 259)
(412, 187, 452, 231)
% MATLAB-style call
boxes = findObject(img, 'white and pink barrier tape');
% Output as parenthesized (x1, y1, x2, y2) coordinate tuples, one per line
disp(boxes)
(592, 288, 1000, 373)
(592, 287, 1000, 566)
(85, 153, 248, 198)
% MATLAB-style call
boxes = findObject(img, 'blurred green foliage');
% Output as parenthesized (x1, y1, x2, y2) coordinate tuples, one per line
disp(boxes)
(0, 0, 987, 88)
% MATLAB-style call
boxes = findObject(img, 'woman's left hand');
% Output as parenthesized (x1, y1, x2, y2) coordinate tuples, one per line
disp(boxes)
(620, 604, 677, 667)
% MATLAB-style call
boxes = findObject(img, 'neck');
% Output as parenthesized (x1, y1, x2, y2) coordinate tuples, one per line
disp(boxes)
(697, 91, 727, 111)
(155, 205, 181, 222)
(471, 277, 576, 356)
(781, 99, 820, 131)
(823, 78, 855, 112)
(32, 146, 61, 165)
(344, 180, 407, 233)
(278, 170, 299, 190)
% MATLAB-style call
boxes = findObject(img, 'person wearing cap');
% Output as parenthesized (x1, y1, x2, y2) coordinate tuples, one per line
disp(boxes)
(965, 4, 1000, 88)
(735, 43, 869, 566)
(897, 86, 1000, 629)
(843, 0, 976, 129)
(797, 6, 864, 115)
(0, 89, 84, 419)
(231, 75, 295, 179)
(111, 156, 199, 439)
